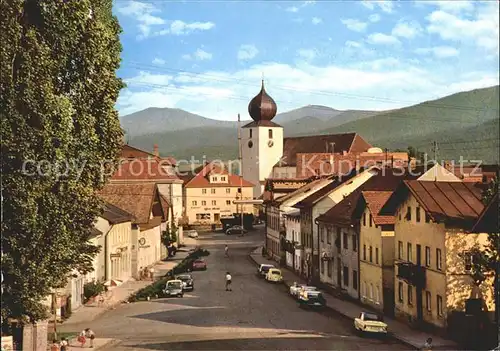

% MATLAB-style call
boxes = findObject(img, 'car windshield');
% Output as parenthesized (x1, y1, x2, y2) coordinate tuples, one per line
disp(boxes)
(304, 286, 317, 291)
(308, 292, 322, 299)
(177, 275, 191, 281)
(262, 266, 272, 272)
(194, 260, 204, 264)
(271, 271, 280, 275)
(168, 282, 182, 289)
(364, 313, 382, 322)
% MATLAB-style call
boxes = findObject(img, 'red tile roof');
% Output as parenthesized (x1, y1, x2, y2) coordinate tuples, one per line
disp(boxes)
(471, 192, 498, 233)
(111, 158, 180, 181)
(121, 144, 177, 165)
(243, 120, 282, 128)
(184, 162, 254, 188)
(361, 191, 395, 225)
(316, 189, 363, 226)
(102, 202, 134, 224)
(381, 181, 484, 227)
(277, 133, 372, 167)
(99, 183, 161, 224)
(159, 195, 171, 221)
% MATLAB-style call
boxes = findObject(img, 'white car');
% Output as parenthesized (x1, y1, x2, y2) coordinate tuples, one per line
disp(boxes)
(257, 263, 275, 277)
(185, 230, 199, 238)
(289, 282, 317, 299)
(354, 312, 388, 335)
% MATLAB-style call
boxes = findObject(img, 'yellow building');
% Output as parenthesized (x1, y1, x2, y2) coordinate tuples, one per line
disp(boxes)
(183, 162, 254, 225)
(358, 191, 396, 315)
(380, 180, 494, 329)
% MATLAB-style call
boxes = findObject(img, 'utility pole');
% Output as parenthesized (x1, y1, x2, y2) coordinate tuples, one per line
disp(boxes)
(237, 113, 244, 233)
(432, 141, 439, 180)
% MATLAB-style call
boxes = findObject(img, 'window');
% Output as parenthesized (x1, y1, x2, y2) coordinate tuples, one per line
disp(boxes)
(192, 201, 197, 206)
(437, 295, 443, 316)
(425, 212, 431, 223)
(369, 214, 373, 227)
(211, 188, 216, 194)
(398, 241, 403, 259)
(196, 213, 210, 220)
(327, 227, 331, 244)
(464, 252, 472, 271)
(363, 212, 366, 226)
(249, 129, 252, 138)
(321, 227, 325, 242)
(211, 200, 216, 205)
(406, 206, 411, 221)
(221, 176, 226, 181)
(202, 189, 207, 194)
(407, 242, 412, 262)
(343, 232, 348, 249)
(353, 270, 358, 290)
(408, 285, 413, 305)
(327, 261, 332, 277)
(376, 286, 380, 303)
(436, 248, 442, 270)
(226, 200, 231, 205)
(362, 282, 366, 298)
(352, 235, 357, 252)
(398, 282, 404, 302)
(321, 260, 325, 274)
(426, 291, 431, 311)
(201, 200, 206, 206)
(363, 245, 367, 261)
(369, 246, 373, 262)
(425, 246, 431, 267)
(213, 177, 218, 181)
(226, 188, 231, 193)
(237, 187, 241, 193)
(268, 129, 273, 139)
(343, 266, 349, 287)
(369, 283, 373, 299)
(416, 207, 421, 222)
(375, 247, 379, 264)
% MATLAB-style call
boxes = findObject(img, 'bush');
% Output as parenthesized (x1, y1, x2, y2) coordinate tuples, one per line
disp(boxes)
(83, 281, 107, 302)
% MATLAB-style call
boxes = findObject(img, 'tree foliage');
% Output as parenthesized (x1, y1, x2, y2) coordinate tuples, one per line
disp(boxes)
(0, 0, 123, 325)
(161, 222, 178, 247)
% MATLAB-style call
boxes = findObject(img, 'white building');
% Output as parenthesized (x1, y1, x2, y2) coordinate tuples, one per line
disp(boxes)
(284, 209, 301, 273)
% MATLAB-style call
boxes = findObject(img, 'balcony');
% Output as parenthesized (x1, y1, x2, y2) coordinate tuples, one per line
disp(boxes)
(397, 262, 426, 288)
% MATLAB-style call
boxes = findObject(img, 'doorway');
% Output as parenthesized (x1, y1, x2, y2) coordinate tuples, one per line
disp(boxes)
(214, 213, 220, 223)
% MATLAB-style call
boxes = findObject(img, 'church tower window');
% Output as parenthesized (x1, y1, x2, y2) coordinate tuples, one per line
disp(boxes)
(249, 129, 252, 138)
(269, 129, 273, 139)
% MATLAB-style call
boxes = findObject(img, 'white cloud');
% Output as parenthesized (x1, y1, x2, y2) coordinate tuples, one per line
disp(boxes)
(117, 1, 165, 39)
(345, 40, 362, 48)
(182, 48, 213, 61)
(237, 44, 259, 60)
(312, 17, 322, 25)
(152, 58, 166, 65)
(297, 49, 317, 61)
(286, 6, 299, 13)
(426, 2, 499, 54)
(367, 33, 401, 45)
(419, 1, 474, 13)
(415, 46, 459, 58)
(369, 14, 381, 23)
(392, 21, 422, 39)
(361, 0, 395, 13)
(161, 20, 215, 36)
(341, 18, 368, 32)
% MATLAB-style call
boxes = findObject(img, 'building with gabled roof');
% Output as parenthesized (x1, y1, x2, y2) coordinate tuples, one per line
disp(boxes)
(379, 180, 494, 330)
(183, 161, 254, 226)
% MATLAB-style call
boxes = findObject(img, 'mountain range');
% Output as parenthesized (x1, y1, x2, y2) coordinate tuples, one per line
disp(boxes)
(122, 85, 499, 164)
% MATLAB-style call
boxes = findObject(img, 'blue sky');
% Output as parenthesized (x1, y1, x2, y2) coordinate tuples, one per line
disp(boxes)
(114, 0, 499, 120)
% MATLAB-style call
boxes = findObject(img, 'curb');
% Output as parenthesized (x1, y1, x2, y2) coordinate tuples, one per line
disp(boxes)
(249, 253, 421, 350)
(67, 338, 118, 350)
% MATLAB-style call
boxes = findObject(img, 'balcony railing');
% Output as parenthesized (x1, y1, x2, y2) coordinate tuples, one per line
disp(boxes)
(397, 262, 426, 288)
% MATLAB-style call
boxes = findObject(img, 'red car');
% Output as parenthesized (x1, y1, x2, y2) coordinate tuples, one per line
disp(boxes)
(192, 259, 207, 271)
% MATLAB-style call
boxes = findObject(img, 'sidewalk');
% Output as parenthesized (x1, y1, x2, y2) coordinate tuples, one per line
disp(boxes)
(250, 247, 460, 350)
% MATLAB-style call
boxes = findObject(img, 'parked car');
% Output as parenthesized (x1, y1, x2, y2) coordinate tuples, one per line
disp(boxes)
(226, 225, 247, 235)
(265, 268, 283, 283)
(192, 259, 207, 271)
(298, 290, 326, 309)
(257, 263, 275, 278)
(163, 280, 184, 297)
(176, 274, 194, 291)
(354, 312, 388, 335)
(289, 282, 317, 299)
(185, 230, 199, 238)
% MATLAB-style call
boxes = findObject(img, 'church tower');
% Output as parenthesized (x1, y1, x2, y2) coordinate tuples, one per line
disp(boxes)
(241, 81, 283, 199)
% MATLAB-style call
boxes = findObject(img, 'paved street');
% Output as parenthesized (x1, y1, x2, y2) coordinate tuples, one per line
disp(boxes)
(88, 227, 411, 350)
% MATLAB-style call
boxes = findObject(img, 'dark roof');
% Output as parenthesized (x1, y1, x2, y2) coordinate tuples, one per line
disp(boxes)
(293, 178, 344, 208)
(91, 227, 103, 237)
(242, 120, 282, 128)
(472, 192, 498, 233)
(102, 202, 134, 224)
(248, 81, 278, 122)
(316, 189, 363, 226)
(262, 177, 313, 203)
(380, 181, 484, 227)
(279, 133, 372, 166)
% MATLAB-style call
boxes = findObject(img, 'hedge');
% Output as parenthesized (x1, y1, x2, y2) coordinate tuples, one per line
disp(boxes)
(128, 248, 209, 302)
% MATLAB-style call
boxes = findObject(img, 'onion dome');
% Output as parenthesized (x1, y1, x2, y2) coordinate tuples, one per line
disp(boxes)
(248, 80, 277, 121)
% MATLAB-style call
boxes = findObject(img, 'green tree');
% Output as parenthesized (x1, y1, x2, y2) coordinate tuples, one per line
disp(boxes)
(1, 0, 123, 327)
(161, 223, 178, 247)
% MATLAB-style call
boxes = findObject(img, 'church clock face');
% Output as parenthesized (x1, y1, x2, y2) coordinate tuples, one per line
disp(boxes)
(248, 140, 253, 148)
(268, 140, 274, 147)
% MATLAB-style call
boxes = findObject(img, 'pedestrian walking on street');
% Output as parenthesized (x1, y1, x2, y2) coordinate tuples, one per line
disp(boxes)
(60, 337, 68, 351)
(224, 245, 229, 257)
(422, 337, 433, 350)
(78, 330, 87, 348)
(225, 271, 232, 291)
(81, 328, 95, 348)
(149, 266, 155, 281)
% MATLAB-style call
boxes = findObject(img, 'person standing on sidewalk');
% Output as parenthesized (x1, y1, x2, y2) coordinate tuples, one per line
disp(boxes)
(60, 337, 68, 351)
(422, 337, 433, 350)
(224, 245, 229, 257)
(85, 328, 96, 348)
(225, 272, 232, 291)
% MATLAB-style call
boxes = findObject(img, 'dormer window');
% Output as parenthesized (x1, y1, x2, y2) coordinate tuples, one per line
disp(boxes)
(213, 176, 218, 181)
(221, 176, 226, 181)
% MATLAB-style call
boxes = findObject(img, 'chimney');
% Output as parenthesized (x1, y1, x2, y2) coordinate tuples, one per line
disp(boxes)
(153, 144, 159, 157)
(330, 142, 335, 154)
